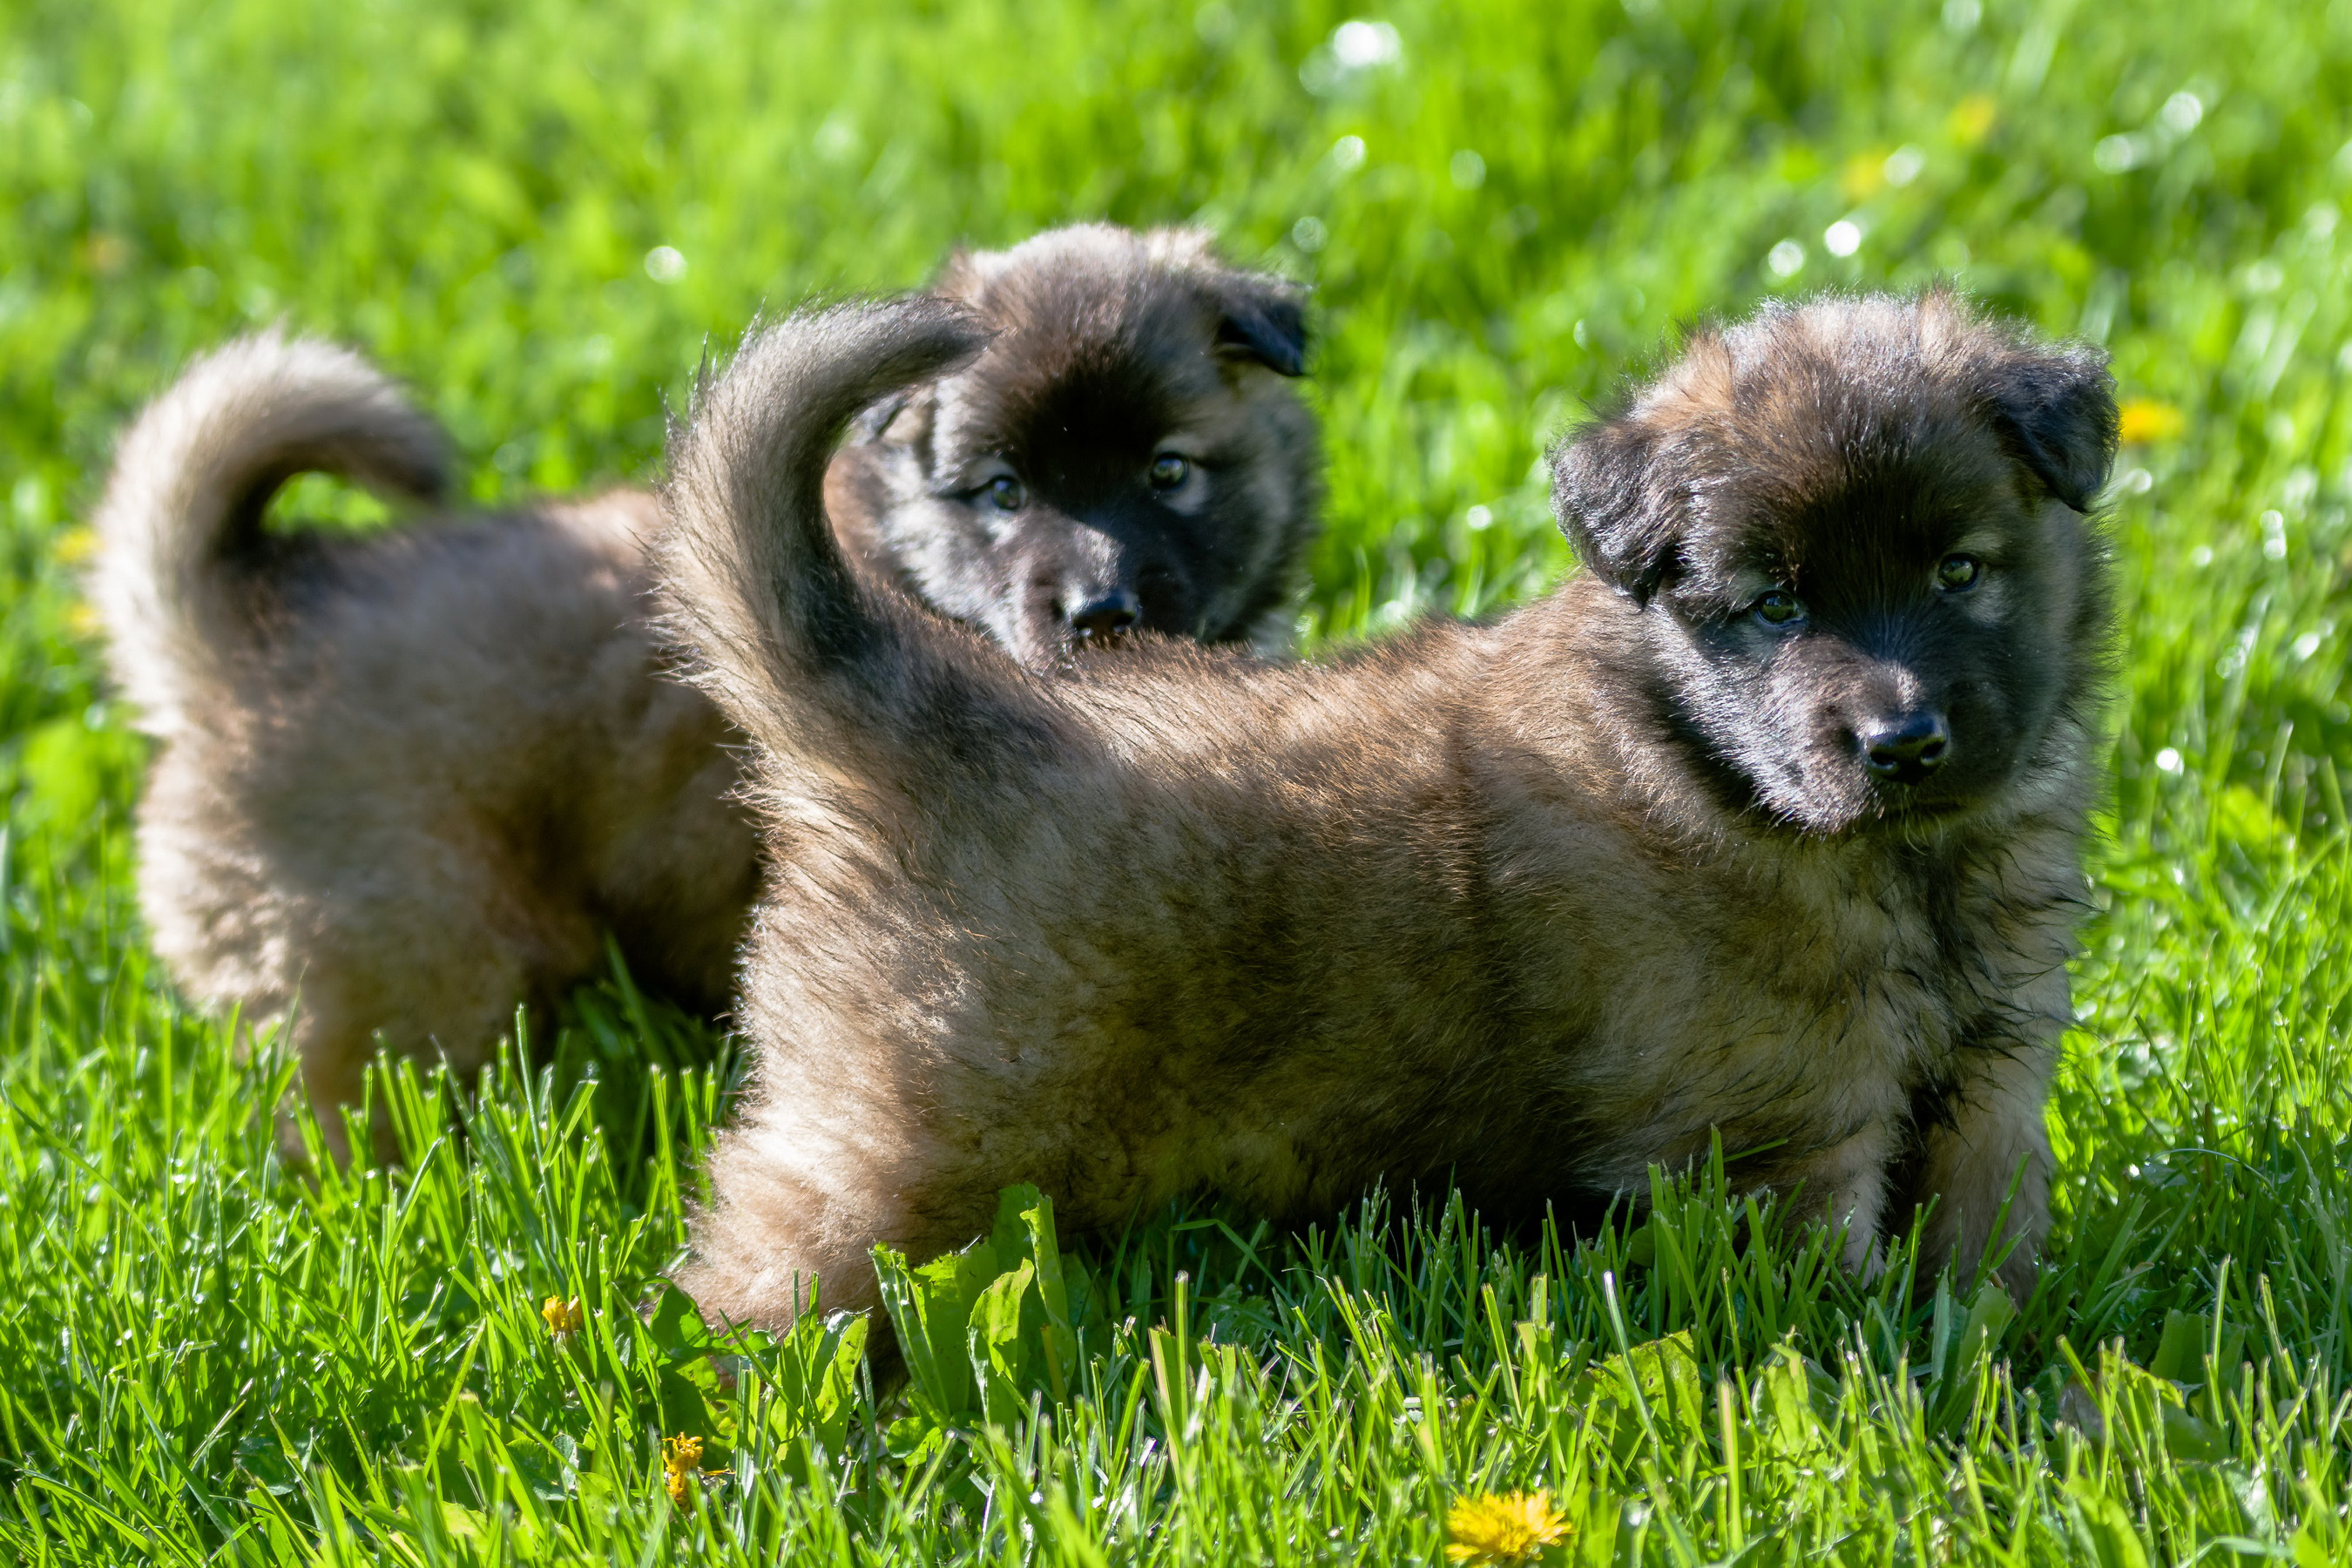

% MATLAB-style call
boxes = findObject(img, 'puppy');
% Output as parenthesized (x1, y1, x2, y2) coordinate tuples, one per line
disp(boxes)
(88, 224, 1318, 1159)
(658, 289, 2114, 1328)
(831, 224, 1319, 659)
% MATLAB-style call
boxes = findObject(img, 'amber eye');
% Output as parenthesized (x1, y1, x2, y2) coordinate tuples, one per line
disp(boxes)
(1148, 453, 1190, 490)
(1936, 554, 1981, 591)
(985, 474, 1026, 511)
(1753, 589, 1806, 627)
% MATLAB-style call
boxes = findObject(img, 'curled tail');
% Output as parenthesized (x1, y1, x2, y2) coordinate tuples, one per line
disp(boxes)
(88, 329, 451, 738)
(657, 297, 992, 753)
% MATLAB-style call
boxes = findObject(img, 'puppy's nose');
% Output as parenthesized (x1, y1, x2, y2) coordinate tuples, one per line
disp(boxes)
(1064, 588, 1140, 644)
(1860, 710, 1950, 784)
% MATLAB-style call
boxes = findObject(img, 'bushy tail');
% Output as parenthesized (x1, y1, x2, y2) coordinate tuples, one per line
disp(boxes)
(657, 297, 991, 753)
(88, 329, 451, 737)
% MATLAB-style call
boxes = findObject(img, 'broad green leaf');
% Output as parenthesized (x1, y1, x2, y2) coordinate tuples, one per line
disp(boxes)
(645, 1281, 711, 1355)
(2065, 1478, 2153, 1568)
(874, 1233, 1004, 1426)
(970, 1257, 1037, 1429)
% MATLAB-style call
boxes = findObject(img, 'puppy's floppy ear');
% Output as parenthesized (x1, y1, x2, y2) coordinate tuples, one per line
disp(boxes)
(1984, 343, 2119, 513)
(1213, 275, 1310, 377)
(848, 389, 909, 444)
(1551, 418, 1681, 606)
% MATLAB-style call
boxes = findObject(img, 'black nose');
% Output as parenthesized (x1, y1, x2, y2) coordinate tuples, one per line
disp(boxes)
(1064, 589, 1140, 643)
(1860, 710, 1950, 784)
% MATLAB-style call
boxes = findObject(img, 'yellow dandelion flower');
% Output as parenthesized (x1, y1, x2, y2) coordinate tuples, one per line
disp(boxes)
(66, 601, 104, 639)
(2118, 399, 2186, 444)
(1840, 151, 1889, 204)
(663, 1433, 704, 1510)
(83, 232, 132, 276)
(540, 1294, 585, 1341)
(1950, 94, 1997, 146)
(1445, 1490, 1572, 1565)
(53, 527, 98, 565)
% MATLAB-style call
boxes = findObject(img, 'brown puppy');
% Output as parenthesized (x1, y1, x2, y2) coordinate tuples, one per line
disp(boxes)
(88, 225, 1318, 1159)
(658, 289, 2114, 1327)
(832, 224, 1319, 660)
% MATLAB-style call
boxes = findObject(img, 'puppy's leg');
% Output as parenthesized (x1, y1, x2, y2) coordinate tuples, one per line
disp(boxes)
(281, 955, 531, 1166)
(280, 862, 598, 1165)
(675, 1122, 998, 1335)
(277, 999, 382, 1168)
(1913, 1042, 2057, 1300)
(1793, 1125, 1899, 1276)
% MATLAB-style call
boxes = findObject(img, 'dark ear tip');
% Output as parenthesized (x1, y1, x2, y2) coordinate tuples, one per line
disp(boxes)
(1548, 416, 1679, 605)
(1990, 348, 2119, 515)
(2054, 469, 2105, 513)
(1215, 287, 1310, 376)
(848, 390, 909, 445)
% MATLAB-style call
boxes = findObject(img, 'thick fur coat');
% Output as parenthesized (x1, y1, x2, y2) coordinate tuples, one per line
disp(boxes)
(88, 224, 1319, 1158)
(659, 290, 2115, 1326)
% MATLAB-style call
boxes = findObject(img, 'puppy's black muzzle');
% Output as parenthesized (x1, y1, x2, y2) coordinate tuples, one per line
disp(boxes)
(1014, 493, 1207, 658)
(1859, 709, 1950, 786)
(1063, 586, 1141, 646)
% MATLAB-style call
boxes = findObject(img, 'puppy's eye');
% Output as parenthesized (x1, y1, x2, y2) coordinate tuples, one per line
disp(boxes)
(1936, 554, 1981, 591)
(1752, 590, 1806, 628)
(1148, 453, 1190, 491)
(985, 474, 1027, 512)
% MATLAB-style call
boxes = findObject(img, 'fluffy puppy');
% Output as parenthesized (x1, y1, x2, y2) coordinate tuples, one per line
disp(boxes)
(659, 289, 2114, 1327)
(831, 224, 1319, 660)
(87, 224, 1317, 1159)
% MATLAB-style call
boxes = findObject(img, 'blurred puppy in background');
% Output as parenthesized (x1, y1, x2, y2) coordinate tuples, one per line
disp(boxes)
(657, 289, 2113, 1329)
(88, 223, 1319, 1159)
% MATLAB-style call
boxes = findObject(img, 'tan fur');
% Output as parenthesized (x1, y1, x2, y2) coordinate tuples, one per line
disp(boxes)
(98, 402, 749, 1151)
(659, 292, 2114, 1325)
(90, 227, 1320, 1161)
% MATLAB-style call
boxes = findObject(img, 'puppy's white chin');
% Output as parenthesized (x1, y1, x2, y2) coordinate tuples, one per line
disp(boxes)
(1761, 784, 1988, 841)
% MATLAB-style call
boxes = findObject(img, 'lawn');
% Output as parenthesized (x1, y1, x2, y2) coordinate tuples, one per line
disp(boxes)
(5, 0, 2352, 1560)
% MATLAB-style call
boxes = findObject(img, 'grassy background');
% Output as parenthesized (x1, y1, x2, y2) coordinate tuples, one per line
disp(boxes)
(7, 0, 2352, 1560)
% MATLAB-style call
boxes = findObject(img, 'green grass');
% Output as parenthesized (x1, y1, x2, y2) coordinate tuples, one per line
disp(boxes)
(6, 0, 2352, 1559)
